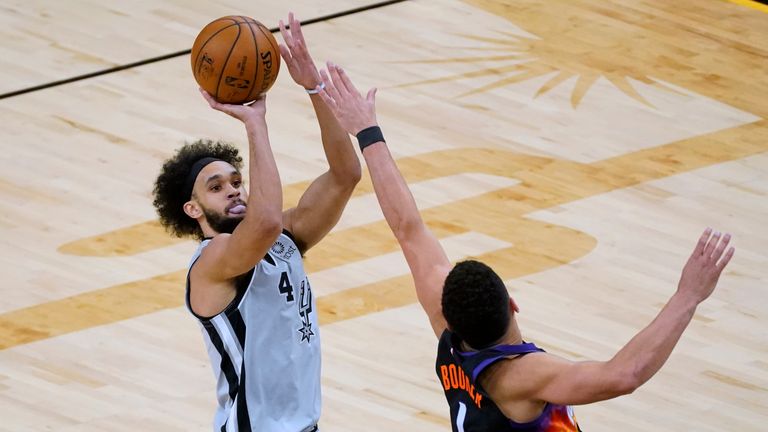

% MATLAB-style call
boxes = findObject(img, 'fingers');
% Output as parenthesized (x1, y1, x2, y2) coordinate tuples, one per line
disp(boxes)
(711, 233, 731, 260)
(281, 13, 308, 54)
(326, 63, 348, 98)
(333, 63, 358, 96)
(317, 87, 337, 112)
(698, 229, 735, 272)
(702, 231, 721, 257)
(278, 19, 293, 47)
(199, 88, 222, 110)
(278, 43, 292, 63)
(716, 247, 735, 271)
(290, 13, 306, 46)
(366, 87, 377, 104)
(280, 13, 313, 76)
(693, 227, 712, 256)
(200, 87, 252, 118)
(321, 67, 342, 102)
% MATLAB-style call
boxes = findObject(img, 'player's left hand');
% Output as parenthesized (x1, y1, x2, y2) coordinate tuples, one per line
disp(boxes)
(318, 62, 378, 136)
(278, 12, 322, 91)
(677, 228, 735, 304)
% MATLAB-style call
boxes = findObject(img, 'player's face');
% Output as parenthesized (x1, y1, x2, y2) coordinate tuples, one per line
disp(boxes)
(194, 161, 249, 234)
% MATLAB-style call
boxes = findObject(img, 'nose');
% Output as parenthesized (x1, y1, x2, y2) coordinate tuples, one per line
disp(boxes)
(226, 184, 240, 199)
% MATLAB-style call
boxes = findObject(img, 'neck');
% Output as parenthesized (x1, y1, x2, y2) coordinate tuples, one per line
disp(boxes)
(498, 316, 523, 345)
(199, 220, 219, 239)
(461, 316, 523, 351)
(201, 226, 219, 239)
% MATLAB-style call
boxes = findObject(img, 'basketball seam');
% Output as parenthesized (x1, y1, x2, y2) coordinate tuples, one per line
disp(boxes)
(192, 18, 239, 78)
(241, 17, 260, 103)
(256, 22, 280, 63)
(214, 23, 243, 101)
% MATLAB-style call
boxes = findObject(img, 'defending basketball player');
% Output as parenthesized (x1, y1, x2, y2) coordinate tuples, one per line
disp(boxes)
(152, 14, 360, 432)
(317, 63, 735, 431)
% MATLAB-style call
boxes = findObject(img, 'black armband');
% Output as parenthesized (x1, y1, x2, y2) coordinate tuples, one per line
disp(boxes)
(356, 126, 385, 152)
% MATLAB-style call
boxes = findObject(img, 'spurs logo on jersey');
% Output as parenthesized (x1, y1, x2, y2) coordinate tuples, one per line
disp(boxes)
(277, 271, 315, 344)
(298, 279, 315, 343)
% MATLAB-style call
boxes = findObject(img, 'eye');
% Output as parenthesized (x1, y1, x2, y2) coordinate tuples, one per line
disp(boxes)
(210, 184, 221, 192)
(233, 180, 242, 188)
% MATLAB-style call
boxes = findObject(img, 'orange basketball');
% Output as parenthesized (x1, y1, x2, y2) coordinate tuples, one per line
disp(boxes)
(191, 16, 281, 104)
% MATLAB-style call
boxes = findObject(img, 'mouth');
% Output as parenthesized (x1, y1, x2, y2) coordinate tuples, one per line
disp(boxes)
(225, 201, 247, 216)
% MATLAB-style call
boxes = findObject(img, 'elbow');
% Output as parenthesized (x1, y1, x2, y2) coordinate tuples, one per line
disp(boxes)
(258, 214, 283, 240)
(339, 165, 362, 189)
(393, 217, 423, 241)
(328, 165, 362, 192)
(613, 370, 643, 396)
(616, 376, 641, 396)
(604, 360, 643, 397)
(348, 164, 363, 185)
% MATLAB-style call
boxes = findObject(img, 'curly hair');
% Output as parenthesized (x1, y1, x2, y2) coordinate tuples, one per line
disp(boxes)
(442, 260, 511, 349)
(152, 139, 243, 240)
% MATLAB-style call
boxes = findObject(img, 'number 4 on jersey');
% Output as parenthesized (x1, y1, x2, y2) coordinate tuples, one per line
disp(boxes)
(278, 271, 294, 302)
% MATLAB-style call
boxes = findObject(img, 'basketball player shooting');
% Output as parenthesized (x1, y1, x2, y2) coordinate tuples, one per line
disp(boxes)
(316, 63, 735, 431)
(152, 14, 360, 432)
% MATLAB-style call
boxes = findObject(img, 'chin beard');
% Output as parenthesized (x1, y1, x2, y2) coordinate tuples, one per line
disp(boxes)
(203, 207, 244, 235)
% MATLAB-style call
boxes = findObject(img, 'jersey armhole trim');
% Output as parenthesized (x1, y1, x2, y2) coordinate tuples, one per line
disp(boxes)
(186, 254, 257, 324)
(281, 228, 308, 256)
(281, 229, 296, 243)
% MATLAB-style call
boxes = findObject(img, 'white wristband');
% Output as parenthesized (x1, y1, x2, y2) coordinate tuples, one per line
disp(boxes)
(305, 82, 326, 95)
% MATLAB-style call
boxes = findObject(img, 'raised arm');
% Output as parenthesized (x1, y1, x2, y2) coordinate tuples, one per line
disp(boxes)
(278, 13, 361, 252)
(194, 92, 283, 282)
(488, 229, 735, 407)
(318, 63, 451, 337)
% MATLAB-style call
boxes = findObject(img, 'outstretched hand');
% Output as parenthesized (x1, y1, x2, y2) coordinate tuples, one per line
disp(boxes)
(278, 13, 322, 90)
(317, 62, 378, 136)
(199, 88, 266, 124)
(677, 228, 735, 304)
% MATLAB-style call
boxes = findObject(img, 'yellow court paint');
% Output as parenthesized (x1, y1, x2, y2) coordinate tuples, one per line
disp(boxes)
(725, 0, 768, 13)
(3, 118, 766, 348)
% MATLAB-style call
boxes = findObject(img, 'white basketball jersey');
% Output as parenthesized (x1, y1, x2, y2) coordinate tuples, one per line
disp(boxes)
(186, 231, 321, 432)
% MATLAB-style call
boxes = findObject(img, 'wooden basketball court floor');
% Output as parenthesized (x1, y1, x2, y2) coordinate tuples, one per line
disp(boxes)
(0, 0, 766, 430)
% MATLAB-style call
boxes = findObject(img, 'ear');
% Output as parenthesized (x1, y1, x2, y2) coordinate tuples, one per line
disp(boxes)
(183, 200, 203, 220)
(509, 297, 520, 314)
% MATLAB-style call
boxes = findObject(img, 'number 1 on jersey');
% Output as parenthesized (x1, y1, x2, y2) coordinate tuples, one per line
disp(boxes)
(456, 402, 466, 432)
(278, 271, 294, 302)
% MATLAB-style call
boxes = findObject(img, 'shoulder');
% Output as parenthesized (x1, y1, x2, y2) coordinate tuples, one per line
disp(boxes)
(192, 234, 230, 270)
(198, 233, 229, 254)
(436, 329, 455, 357)
(193, 233, 274, 279)
(481, 351, 565, 403)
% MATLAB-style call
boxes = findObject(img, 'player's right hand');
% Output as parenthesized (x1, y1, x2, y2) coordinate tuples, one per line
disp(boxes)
(677, 228, 735, 304)
(200, 88, 267, 124)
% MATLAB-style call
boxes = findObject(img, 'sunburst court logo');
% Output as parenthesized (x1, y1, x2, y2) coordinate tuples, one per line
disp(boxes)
(399, 5, 686, 108)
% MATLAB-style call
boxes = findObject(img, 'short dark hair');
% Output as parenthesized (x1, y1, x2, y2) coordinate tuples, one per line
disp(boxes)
(442, 260, 511, 348)
(152, 139, 243, 240)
